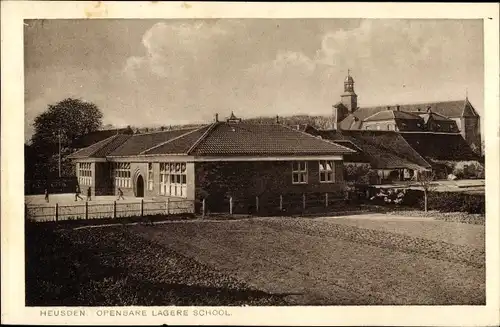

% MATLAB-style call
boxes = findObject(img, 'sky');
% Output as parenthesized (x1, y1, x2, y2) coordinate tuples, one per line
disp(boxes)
(24, 19, 484, 141)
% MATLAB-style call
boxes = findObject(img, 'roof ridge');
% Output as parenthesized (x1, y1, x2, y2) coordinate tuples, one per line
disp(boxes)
(132, 127, 197, 136)
(89, 134, 119, 157)
(186, 122, 219, 155)
(461, 98, 479, 117)
(362, 111, 384, 121)
(68, 134, 118, 159)
(280, 123, 356, 154)
(348, 131, 431, 168)
(139, 125, 211, 155)
(360, 98, 467, 109)
(397, 133, 432, 169)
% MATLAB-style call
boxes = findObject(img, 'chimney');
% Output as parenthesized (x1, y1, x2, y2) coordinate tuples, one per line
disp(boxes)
(387, 106, 391, 110)
(276, 115, 279, 124)
(396, 105, 400, 111)
(427, 106, 432, 113)
(215, 113, 219, 122)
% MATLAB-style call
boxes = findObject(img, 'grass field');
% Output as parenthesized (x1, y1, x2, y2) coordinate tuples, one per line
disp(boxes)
(25, 214, 485, 306)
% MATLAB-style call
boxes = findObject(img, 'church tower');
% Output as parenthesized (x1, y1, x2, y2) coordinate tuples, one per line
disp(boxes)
(340, 70, 358, 113)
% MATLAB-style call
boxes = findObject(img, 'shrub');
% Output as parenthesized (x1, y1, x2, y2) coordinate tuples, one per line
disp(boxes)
(422, 192, 485, 214)
(369, 188, 485, 214)
(451, 161, 484, 179)
(344, 163, 371, 184)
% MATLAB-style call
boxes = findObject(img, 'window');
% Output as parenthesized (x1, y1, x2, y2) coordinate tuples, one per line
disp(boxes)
(78, 162, 92, 186)
(376, 124, 381, 130)
(319, 160, 335, 183)
(292, 161, 308, 184)
(111, 162, 131, 188)
(160, 162, 187, 197)
(147, 163, 154, 191)
(365, 125, 371, 130)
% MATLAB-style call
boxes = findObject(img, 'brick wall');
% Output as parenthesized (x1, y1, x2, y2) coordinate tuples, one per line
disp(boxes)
(195, 160, 345, 212)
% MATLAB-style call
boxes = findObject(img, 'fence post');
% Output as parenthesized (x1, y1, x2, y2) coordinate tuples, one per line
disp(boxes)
(279, 194, 283, 211)
(202, 198, 206, 218)
(55, 203, 59, 222)
(255, 195, 259, 213)
(166, 198, 170, 215)
(141, 199, 144, 217)
(85, 201, 88, 220)
(229, 196, 233, 215)
(302, 193, 306, 211)
(325, 193, 329, 208)
(113, 201, 117, 219)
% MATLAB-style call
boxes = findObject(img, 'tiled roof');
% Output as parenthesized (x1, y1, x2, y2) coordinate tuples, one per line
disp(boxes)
(364, 110, 422, 122)
(68, 134, 131, 159)
(188, 122, 355, 156)
(108, 128, 197, 156)
(415, 112, 454, 122)
(340, 99, 473, 130)
(314, 130, 430, 169)
(71, 122, 355, 159)
(71, 127, 133, 148)
(400, 133, 479, 161)
(142, 125, 213, 155)
(343, 130, 430, 168)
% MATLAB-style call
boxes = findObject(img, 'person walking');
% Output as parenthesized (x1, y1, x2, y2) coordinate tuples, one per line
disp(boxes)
(117, 187, 125, 201)
(86, 187, 92, 201)
(75, 185, 84, 201)
(44, 188, 50, 203)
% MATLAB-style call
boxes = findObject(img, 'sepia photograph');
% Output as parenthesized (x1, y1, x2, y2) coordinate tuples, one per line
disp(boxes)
(23, 17, 486, 306)
(2, 2, 499, 326)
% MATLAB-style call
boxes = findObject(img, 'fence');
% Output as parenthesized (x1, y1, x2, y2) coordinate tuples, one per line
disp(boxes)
(26, 198, 195, 222)
(26, 192, 354, 223)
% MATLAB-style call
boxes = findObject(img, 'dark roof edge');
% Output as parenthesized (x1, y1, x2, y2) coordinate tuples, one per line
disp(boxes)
(186, 122, 219, 155)
(360, 98, 467, 110)
(398, 134, 433, 169)
(67, 134, 118, 159)
(280, 123, 357, 154)
(139, 124, 212, 155)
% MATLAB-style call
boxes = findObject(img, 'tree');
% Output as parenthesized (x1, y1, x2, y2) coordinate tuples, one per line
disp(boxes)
(27, 98, 103, 179)
(412, 170, 436, 212)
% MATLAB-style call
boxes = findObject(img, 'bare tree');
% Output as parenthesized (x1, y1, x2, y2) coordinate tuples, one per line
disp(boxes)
(412, 170, 436, 212)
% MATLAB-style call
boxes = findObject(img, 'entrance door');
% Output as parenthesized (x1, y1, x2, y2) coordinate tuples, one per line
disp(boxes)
(136, 175, 144, 197)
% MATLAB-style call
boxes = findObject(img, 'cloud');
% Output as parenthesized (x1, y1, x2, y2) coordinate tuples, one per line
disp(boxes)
(25, 19, 482, 142)
(123, 21, 235, 79)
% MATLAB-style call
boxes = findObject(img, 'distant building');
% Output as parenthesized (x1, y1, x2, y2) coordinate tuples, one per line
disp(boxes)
(68, 113, 354, 210)
(332, 72, 481, 152)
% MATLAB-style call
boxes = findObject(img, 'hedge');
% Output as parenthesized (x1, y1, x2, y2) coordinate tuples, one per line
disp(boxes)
(423, 191, 485, 214)
(366, 187, 485, 214)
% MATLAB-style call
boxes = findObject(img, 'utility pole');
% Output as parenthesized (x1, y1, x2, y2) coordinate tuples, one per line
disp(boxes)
(58, 129, 61, 178)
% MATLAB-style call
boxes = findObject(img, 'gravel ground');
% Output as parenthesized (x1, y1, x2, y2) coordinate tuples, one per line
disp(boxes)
(258, 218, 484, 268)
(387, 210, 485, 225)
(130, 219, 485, 305)
(316, 214, 484, 250)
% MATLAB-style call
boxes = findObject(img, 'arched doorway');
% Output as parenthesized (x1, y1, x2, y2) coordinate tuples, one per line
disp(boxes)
(136, 175, 144, 198)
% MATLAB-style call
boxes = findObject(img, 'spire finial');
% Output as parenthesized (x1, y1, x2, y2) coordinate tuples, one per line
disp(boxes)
(347, 68, 351, 76)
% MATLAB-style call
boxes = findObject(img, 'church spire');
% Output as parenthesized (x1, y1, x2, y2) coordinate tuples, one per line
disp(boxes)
(344, 69, 355, 93)
(341, 69, 357, 113)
